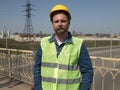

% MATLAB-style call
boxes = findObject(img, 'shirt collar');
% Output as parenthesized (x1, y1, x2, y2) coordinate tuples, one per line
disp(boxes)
(49, 32, 73, 44)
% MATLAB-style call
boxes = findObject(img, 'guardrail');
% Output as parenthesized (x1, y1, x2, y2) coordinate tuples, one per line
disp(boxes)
(0, 48, 120, 90)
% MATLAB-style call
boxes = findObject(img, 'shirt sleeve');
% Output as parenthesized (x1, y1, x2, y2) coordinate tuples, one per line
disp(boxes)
(79, 42, 93, 90)
(34, 45, 42, 90)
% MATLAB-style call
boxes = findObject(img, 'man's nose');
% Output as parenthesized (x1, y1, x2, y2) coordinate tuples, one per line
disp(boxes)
(58, 21, 62, 26)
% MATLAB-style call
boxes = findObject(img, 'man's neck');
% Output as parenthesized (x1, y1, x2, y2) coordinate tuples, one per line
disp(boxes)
(55, 32, 68, 42)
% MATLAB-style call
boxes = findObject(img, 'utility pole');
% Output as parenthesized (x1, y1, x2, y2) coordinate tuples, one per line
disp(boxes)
(23, 0, 34, 40)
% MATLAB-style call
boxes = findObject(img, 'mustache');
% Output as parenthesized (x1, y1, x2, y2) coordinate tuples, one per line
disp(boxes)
(56, 27, 65, 30)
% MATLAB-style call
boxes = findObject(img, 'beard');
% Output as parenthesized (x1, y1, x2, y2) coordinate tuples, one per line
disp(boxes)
(54, 27, 68, 35)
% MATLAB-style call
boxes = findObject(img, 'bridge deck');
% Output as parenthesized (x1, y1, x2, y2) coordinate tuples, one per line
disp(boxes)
(0, 75, 33, 90)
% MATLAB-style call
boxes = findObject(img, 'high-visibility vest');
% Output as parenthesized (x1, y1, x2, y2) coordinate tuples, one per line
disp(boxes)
(41, 36, 83, 90)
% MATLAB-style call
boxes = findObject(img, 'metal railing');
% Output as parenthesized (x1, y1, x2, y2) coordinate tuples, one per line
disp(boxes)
(0, 48, 120, 90)
(0, 48, 35, 85)
(91, 56, 120, 90)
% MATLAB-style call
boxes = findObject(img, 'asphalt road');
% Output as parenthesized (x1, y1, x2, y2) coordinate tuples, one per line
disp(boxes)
(88, 46, 120, 58)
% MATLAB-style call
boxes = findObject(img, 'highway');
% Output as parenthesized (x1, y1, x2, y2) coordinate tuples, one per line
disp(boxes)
(88, 46, 120, 58)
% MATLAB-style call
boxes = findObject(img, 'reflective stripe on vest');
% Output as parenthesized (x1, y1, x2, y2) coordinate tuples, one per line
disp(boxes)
(42, 77, 81, 84)
(42, 62, 79, 70)
(41, 36, 83, 90)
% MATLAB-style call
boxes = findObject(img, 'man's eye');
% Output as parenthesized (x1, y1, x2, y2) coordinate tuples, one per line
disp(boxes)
(54, 21, 59, 23)
(61, 20, 66, 23)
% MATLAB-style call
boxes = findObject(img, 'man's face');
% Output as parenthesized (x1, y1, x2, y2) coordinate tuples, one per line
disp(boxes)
(52, 13, 70, 35)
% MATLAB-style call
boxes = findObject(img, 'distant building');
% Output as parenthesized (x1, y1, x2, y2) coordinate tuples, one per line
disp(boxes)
(0, 29, 10, 39)
(0, 30, 4, 39)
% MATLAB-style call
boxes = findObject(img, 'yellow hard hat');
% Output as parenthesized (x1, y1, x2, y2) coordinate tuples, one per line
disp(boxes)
(50, 4, 71, 20)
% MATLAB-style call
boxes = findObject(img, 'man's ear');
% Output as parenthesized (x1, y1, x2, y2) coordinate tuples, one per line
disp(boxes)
(69, 21, 70, 25)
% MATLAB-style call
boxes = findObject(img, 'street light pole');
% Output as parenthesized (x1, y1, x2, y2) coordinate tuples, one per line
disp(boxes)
(118, 33, 120, 47)
(4, 25, 8, 50)
(110, 35, 113, 58)
(94, 35, 96, 48)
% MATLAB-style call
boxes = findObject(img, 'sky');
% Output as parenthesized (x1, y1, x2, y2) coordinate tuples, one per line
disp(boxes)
(0, 0, 120, 34)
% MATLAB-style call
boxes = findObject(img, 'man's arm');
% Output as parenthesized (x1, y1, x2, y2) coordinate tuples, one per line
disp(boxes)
(79, 43, 93, 90)
(34, 46, 42, 90)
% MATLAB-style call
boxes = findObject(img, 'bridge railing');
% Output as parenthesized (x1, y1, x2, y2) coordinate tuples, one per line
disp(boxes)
(0, 48, 120, 90)
(91, 56, 120, 90)
(0, 48, 35, 85)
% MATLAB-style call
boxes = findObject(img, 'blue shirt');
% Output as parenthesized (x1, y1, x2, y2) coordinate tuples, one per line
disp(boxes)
(34, 32, 93, 90)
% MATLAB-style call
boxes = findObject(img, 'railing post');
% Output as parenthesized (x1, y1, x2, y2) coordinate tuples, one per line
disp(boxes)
(113, 78, 115, 90)
(8, 49, 12, 79)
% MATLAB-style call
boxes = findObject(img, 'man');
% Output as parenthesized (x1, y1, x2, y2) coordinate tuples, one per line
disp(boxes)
(34, 4, 93, 90)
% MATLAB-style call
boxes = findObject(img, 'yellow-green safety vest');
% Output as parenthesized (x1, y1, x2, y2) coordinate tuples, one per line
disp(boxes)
(41, 36, 83, 90)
